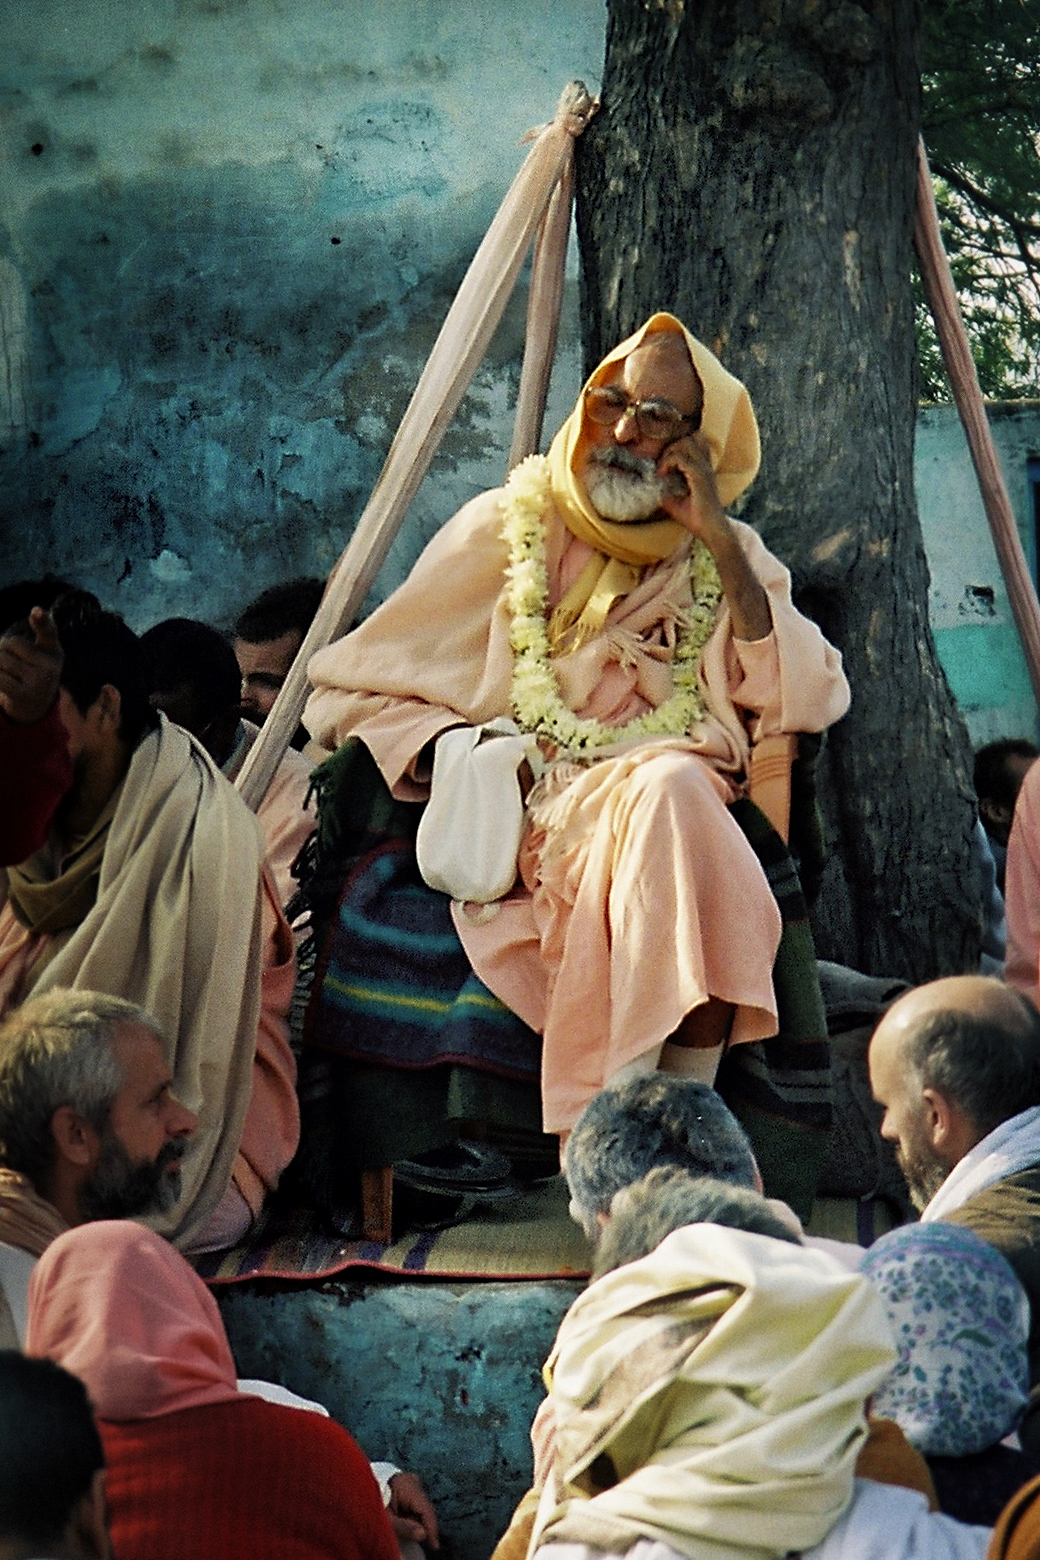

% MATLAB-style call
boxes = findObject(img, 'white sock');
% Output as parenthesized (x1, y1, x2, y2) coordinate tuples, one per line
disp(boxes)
(657, 1038, 725, 1086)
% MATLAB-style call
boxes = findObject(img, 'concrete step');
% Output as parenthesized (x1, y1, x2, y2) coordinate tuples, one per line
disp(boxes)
(219, 1275, 583, 1560)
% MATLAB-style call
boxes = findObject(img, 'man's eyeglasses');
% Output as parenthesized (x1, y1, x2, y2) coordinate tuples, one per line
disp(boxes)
(584, 385, 701, 443)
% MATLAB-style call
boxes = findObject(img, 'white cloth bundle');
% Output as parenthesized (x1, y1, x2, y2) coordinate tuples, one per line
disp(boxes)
(416, 718, 543, 903)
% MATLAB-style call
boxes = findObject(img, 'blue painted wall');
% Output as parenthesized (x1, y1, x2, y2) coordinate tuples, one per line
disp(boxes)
(4, 3, 1037, 752)
(915, 403, 1040, 747)
(0, 0, 604, 630)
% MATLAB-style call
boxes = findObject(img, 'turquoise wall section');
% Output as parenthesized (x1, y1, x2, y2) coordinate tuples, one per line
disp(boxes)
(3, 1, 1038, 751)
(219, 1277, 581, 1560)
(915, 403, 1040, 746)
(0, 0, 603, 630)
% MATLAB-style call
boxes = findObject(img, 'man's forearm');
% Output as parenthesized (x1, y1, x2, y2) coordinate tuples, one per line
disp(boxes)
(709, 525, 772, 642)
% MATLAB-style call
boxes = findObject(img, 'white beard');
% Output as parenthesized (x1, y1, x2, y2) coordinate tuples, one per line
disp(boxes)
(585, 461, 668, 522)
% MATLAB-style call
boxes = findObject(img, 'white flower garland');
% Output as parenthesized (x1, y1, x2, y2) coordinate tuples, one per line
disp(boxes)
(501, 453, 722, 757)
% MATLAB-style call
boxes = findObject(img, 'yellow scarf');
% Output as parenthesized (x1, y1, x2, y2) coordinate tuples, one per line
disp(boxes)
(546, 312, 761, 646)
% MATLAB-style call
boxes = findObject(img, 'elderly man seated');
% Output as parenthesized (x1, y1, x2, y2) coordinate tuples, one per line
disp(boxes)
(0, 593, 298, 1252)
(306, 312, 849, 1138)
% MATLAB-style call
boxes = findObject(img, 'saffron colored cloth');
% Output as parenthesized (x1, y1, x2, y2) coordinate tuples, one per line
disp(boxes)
(0, 718, 299, 1247)
(527, 1222, 895, 1560)
(0, 703, 72, 866)
(0, 1167, 68, 1258)
(306, 497, 847, 1132)
(1004, 757, 1040, 1004)
(27, 1221, 398, 1560)
(988, 1472, 1040, 1560)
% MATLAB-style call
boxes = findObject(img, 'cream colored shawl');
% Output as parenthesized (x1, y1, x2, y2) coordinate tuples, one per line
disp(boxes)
(0, 1168, 67, 1257)
(529, 1224, 895, 1560)
(18, 718, 266, 1249)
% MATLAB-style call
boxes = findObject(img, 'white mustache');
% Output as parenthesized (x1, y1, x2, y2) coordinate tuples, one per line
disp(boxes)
(588, 445, 688, 497)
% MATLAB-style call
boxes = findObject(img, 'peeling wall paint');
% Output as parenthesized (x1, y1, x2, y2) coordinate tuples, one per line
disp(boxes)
(915, 403, 1040, 747)
(0, 0, 604, 629)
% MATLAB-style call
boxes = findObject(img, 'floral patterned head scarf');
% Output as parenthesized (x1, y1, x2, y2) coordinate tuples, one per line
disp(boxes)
(859, 1221, 1029, 1457)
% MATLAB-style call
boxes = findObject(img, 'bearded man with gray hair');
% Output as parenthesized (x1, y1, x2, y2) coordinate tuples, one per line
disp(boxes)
(868, 973, 1040, 1451)
(0, 987, 197, 1345)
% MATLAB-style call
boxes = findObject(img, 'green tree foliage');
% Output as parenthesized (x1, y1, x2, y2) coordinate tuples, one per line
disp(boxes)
(920, 0, 1040, 398)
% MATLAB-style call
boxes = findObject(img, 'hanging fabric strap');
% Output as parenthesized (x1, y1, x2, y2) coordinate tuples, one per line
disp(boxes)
(235, 81, 597, 812)
(914, 135, 1040, 712)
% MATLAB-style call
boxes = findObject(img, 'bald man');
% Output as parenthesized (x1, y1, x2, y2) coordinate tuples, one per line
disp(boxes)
(869, 974, 1040, 1448)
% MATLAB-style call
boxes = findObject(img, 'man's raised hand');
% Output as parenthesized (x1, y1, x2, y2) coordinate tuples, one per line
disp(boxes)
(0, 607, 64, 725)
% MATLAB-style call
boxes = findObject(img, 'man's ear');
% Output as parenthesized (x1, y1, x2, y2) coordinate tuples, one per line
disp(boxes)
(921, 1088, 957, 1153)
(94, 683, 123, 735)
(50, 1105, 100, 1169)
(979, 797, 1012, 832)
(66, 1467, 111, 1559)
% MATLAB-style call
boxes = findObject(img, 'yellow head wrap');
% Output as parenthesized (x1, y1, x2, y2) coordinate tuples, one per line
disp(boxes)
(545, 312, 760, 647)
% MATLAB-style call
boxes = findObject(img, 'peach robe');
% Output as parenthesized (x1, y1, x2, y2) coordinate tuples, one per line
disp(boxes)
(227, 719, 316, 914)
(1005, 757, 1040, 1006)
(306, 490, 849, 1131)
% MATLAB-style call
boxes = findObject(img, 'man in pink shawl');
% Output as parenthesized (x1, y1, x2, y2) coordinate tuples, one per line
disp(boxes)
(306, 314, 850, 1135)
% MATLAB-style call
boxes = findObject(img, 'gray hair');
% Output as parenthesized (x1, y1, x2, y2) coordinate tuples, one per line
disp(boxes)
(905, 991, 1040, 1138)
(565, 1075, 758, 1237)
(593, 1167, 800, 1279)
(0, 989, 164, 1188)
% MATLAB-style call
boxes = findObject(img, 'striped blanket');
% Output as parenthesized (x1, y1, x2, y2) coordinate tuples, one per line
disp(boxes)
(299, 741, 831, 1221)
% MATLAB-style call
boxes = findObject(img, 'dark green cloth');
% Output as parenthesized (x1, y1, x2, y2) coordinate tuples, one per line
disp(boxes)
(715, 800, 832, 1222)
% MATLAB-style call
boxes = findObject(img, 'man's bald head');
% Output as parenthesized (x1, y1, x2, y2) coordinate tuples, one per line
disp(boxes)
(622, 331, 705, 427)
(868, 975, 1040, 1209)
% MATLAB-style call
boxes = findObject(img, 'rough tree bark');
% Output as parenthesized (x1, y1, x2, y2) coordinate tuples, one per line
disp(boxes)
(575, 0, 982, 981)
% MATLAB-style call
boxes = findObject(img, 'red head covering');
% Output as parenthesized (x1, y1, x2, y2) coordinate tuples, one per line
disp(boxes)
(26, 1220, 240, 1420)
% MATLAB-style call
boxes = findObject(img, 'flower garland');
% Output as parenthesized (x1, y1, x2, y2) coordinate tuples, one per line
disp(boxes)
(501, 453, 723, 757)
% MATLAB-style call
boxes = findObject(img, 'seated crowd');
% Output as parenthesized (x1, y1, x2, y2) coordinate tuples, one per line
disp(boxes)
(7, 316, 1040, 1556)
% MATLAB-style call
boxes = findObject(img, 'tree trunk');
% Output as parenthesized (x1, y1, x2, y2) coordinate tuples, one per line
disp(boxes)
(575, 0, 981, 981)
